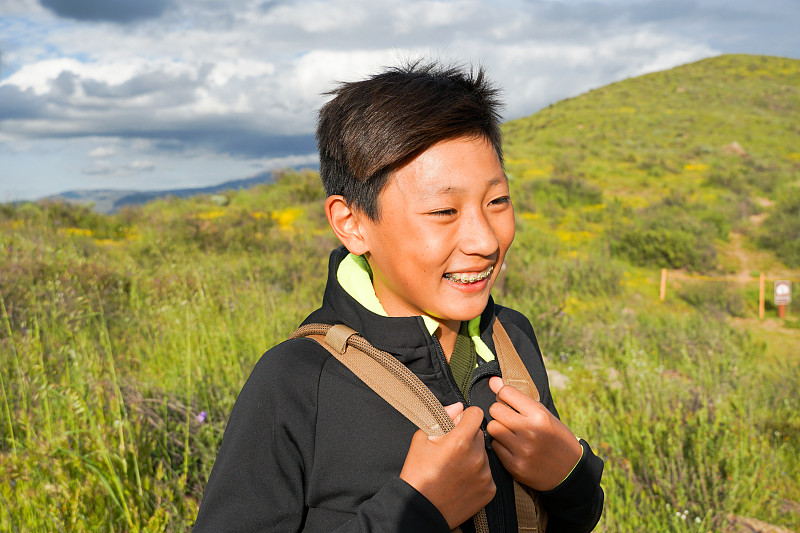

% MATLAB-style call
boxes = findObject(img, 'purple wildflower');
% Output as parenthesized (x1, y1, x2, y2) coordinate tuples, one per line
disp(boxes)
(196, 411, 207, 424)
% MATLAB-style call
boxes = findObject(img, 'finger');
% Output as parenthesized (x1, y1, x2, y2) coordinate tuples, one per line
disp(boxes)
(443, 402, 465, 423)
(489, 401, 522, 430)
(489, 438, 515, 470)
(489, 375, 504, 395)
(416, 426, 444, 444)
(449, 406, 484, 436)
(486, 419, 518, 445)
(494, 380, 537, 413)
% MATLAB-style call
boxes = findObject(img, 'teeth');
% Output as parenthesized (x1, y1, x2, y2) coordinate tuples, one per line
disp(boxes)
(445, 265, 494, 284)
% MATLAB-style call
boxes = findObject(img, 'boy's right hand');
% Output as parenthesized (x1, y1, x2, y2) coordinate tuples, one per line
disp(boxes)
(399, 405, 495, 529)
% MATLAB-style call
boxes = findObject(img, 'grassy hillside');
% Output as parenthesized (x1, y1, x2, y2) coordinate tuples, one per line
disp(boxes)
(1, 55, 799, 532)
(504, 54, 800, 271)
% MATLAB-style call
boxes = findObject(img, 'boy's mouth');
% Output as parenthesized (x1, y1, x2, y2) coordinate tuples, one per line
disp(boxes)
(443, 265, 494, 284)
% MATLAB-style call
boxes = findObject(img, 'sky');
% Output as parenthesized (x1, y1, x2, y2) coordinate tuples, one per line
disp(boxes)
(1, 0, 799, 201)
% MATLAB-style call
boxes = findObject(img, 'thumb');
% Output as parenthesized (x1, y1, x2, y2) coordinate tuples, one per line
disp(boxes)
(443, 402, 464, 424)
(489, 375, 504, 395)
(447, 406, 484, 437)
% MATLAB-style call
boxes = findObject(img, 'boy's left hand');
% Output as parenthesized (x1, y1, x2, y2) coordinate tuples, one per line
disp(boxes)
(486, 376, 583, 492)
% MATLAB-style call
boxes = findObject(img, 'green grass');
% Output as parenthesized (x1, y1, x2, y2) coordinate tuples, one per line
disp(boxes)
(2, 55, 800, 531)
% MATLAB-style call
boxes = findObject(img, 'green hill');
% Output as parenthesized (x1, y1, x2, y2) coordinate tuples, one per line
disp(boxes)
(505, 53, 800, 200)
(1, 55, 798, 532)
(503, 53, 800, 271)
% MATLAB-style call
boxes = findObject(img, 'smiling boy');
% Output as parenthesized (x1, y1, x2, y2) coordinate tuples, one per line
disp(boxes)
(194, 62, 604, 532)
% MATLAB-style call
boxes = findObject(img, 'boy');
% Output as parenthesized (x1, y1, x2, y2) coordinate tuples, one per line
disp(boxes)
(194, 62, 604, 532)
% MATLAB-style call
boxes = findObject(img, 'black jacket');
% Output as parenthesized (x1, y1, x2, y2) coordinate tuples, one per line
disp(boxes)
(194, 246, 603, 532)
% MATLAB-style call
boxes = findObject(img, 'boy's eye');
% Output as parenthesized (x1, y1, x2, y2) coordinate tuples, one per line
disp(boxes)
(490, 196, 511, 206)
(429, 208, 457, 217)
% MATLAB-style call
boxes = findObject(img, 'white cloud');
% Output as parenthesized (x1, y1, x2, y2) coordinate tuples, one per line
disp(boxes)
(258, 0, 371, 33)
(89, 145, 116, 158)
(390, 0, 480, 33)
(83, 159, 155, 176)
(256, 152, 320, 170)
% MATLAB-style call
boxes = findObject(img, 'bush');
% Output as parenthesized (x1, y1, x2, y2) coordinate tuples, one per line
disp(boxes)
(758, 192, 800, 267)
(611, 226, 715, 270)
(608, 194, 721, 271)
(677, 282, 747, 317)
(705, 160, 787, 196)
(511, 176, 602, 213)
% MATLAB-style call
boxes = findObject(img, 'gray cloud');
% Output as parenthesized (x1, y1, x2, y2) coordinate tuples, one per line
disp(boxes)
(2, 70, 317, 158)
(619, 0, 800, 53)
(82, 159, 155, 176)
(81, 68, 205, 101)
(145, 130, 317, 159)
(0, 85, 44, 119)
(39, 0, 173, 23)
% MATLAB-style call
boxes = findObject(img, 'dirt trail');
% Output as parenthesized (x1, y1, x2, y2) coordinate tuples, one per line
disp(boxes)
(729, 232, 753, 282)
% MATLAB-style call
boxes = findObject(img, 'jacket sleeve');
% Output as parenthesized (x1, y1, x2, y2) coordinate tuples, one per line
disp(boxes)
(193, 339, 450, 533)
(495, 307, 605, 532)
(539, 440, 604, 533)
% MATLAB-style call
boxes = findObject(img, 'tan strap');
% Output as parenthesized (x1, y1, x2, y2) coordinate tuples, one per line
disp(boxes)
(324, 324, 357, 354)
(492, 319, 539, 402)
(292, 323, 454, 436)
(491, 319, 547, 532)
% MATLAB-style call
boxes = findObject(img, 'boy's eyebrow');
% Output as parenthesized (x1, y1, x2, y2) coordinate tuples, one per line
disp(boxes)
(434, 175, 507, 195)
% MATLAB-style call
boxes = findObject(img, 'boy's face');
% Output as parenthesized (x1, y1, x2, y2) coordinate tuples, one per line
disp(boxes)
(359, 135, 515, 329)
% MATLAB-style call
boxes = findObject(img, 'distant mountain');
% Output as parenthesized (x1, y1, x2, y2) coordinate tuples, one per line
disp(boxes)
(42, 171, 284, 214)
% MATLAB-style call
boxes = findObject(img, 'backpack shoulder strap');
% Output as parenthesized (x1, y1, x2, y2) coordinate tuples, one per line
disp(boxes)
(491, 318, 540, 402)
(290, 323, 454, 436)
(491, 317, 548, 532)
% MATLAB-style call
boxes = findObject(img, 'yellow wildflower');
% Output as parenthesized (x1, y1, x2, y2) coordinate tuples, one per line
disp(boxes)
(683, 163, 708, 172)
(195, 210, 226, 220)
(271, 207, 304, 230)
(59, 227, 93, 237)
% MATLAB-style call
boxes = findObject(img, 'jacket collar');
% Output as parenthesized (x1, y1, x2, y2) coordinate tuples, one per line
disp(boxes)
(302, 246, 498, 367)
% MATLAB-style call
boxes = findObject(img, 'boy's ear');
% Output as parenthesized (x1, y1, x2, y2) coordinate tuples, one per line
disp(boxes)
(325, 195, 371, 255)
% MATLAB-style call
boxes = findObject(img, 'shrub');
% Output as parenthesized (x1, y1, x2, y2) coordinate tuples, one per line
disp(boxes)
(758, 192, 800, 267)
(608, 194, 721, 271)
(677, 282, 747, 317)
(511, 176, 601, 213)
(611, 226, 713, 270)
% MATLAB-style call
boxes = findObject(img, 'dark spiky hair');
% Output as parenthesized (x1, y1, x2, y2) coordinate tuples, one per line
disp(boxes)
(316, 60, 504, 220)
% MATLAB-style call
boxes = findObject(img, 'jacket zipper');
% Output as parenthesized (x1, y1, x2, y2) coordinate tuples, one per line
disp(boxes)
(431, 334, 508, 533)
(431, 334, 469, 404)
(486, 443, 506, 533)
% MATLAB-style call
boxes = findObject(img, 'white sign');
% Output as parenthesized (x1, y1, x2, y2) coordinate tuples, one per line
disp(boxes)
(774, 280, 791, 305)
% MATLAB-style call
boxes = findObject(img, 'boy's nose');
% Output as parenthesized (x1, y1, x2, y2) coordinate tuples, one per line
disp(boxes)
(460, 211, 499, 257)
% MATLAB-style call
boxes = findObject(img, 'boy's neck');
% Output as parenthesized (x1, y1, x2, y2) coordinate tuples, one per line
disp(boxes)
(435, 319, 461, 362)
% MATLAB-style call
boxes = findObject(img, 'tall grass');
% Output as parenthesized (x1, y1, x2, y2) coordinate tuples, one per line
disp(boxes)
(2, 179, 799, 531)
(0, 183, 334, 531)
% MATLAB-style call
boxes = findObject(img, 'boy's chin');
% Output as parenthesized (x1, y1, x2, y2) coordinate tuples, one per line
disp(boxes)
(433, 298, 491, 324)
